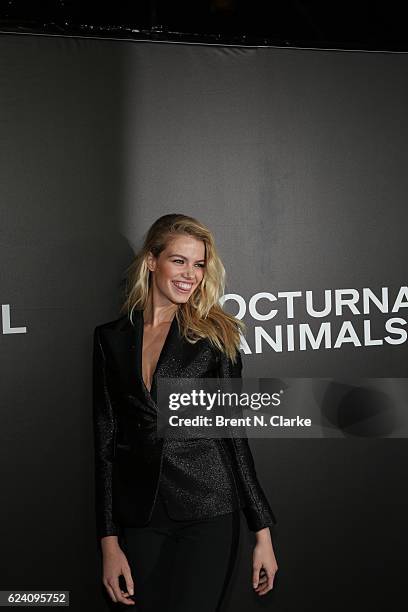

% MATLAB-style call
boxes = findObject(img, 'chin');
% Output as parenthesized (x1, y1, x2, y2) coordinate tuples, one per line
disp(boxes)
(173, 293, 191, 303)
(165, 289, 189, 305)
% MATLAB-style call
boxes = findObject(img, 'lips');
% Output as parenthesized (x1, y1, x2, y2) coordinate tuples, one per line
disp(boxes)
(172, 280, 193, 293)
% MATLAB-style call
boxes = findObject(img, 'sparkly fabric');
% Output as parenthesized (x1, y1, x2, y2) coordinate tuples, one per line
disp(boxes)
(92, 311, 277, 540)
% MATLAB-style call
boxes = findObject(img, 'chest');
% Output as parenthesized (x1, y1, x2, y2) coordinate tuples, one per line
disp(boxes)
(141, 322, 172, 392)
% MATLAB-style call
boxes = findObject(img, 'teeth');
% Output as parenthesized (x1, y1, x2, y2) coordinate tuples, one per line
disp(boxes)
(173, 281, 192, 290)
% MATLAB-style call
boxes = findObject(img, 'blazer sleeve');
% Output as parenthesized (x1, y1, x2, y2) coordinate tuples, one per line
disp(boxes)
(92, 326, 119, 539)
(217, 348, 278, 532)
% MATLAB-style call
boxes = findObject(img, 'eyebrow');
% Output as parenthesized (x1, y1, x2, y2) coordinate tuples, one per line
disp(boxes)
(168, 253, 206, 262)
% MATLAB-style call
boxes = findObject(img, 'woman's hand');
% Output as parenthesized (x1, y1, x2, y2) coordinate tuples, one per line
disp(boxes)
(252, 528, 278, 596)
(101, 536, 135, 605)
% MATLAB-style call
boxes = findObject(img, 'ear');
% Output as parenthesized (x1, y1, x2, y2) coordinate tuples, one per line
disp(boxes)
(146, 251, 157, 272)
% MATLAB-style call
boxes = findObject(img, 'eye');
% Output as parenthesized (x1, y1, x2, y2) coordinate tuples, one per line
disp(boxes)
(172, 259, 205, 267)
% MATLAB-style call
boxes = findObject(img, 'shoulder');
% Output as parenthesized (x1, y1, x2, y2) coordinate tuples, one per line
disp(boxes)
(94, 314, 130, 336)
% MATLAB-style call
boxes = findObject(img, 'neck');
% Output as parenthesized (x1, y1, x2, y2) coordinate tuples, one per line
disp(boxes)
(143, 295, 178, 327)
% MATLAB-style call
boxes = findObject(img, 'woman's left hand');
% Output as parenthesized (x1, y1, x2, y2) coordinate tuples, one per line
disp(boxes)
(252, 528, 278, 596)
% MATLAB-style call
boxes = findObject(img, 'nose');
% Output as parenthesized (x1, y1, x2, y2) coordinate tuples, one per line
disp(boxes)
(183, 268, 195, 279)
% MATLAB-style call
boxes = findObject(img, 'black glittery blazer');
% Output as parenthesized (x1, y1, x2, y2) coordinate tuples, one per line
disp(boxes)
(92, 308, 277, 540)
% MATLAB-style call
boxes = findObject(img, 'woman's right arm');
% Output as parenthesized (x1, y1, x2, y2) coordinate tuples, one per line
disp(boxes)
(93, 327, 135, 605)
(92, 326, 118, 540)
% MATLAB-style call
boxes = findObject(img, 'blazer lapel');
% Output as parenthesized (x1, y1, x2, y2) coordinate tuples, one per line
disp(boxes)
(106, 308, 180, 408)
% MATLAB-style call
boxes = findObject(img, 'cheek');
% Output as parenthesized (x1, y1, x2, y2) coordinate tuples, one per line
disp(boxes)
(161, 264, 176, 280)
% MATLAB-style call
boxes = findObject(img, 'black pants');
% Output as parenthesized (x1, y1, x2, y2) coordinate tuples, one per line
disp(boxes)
(118, 491, 240, 612)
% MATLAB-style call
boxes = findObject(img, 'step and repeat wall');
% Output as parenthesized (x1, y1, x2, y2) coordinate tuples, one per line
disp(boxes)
(1, 32, 407, 611)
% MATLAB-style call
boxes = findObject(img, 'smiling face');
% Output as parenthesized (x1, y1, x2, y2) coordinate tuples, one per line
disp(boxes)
(147, 234, 206, 305)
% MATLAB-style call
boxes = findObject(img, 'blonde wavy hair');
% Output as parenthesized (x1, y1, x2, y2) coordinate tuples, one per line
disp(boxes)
(120, 213, 245, 363)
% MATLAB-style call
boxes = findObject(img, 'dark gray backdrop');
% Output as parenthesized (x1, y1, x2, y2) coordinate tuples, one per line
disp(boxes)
(1, 32, 407, 611)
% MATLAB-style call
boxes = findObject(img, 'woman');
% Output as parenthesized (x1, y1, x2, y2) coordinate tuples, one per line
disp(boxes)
(93, 214, 278, 611)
